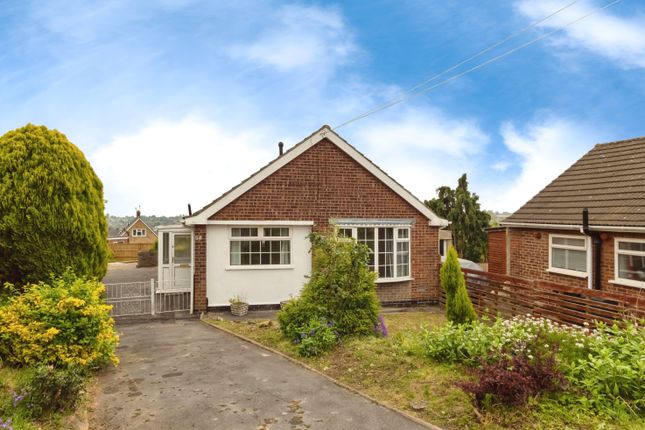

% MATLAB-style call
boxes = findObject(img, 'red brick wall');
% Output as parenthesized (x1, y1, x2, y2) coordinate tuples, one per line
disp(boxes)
(505, 228, 645, 298)
(487, 228, 507, 274)
(193, 225, 207, 311)
(204, 138, 441, 305)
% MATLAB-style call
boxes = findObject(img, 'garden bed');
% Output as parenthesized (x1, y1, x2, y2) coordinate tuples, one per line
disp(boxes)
(206, 312, 644, 430)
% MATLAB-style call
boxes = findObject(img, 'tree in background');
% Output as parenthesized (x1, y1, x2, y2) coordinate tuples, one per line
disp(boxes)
(0, 124, 108, 286)
(440, 246, 477, 324)
(425, 173, 491, 262)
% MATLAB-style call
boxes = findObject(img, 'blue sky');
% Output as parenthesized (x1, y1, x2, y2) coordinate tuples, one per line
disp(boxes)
(1, 0, 644, 215)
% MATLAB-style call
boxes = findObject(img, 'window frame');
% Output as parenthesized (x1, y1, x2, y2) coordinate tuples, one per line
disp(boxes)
(228, 226, 292, 269)
(337, 225, 412, 283)
(613, 237, 645, 288)
(131, 228, 147, 237)
(548, 234, 588, 278)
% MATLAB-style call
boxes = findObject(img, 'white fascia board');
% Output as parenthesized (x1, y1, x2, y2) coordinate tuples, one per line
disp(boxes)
(502, 221, 645, 233)
(205, 220, 314, 226)
(185, 126, 448, 227)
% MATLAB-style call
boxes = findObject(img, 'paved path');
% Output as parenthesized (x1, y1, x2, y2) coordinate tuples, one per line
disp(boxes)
(91, 319, 427, 430)
(102, 262, 157, 284)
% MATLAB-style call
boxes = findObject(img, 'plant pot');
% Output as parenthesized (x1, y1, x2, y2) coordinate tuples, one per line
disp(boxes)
(230, 302, 249, 317)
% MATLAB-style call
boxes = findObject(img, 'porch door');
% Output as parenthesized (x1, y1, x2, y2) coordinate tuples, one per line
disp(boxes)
(161, 231, 192, 291)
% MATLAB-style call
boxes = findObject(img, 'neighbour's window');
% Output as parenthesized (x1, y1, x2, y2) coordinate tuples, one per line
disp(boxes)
(549, 235, 587, 274)
(230, 227, 291, 266)
(338, 226, 411, 280)
(132, 228, 147, 237)
(615, 239, 645, 286)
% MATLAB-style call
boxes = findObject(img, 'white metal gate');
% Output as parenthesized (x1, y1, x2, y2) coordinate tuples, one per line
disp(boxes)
(105, 279, 192, 318)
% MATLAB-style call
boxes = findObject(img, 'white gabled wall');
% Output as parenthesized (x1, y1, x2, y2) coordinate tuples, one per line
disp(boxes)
(206, 225, 312, 306)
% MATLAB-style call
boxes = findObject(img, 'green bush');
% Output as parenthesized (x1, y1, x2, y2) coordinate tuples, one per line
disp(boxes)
(440, 247, 476, 324)
(0, 124, 108, 286)
(277, 230, 380, 355)
(293, 317, 338, 357)
(15, 365, 86, 418)
(0, 272, 119, 368)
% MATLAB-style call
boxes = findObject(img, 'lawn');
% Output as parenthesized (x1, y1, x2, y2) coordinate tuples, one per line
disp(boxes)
(206, 311, 644, 430)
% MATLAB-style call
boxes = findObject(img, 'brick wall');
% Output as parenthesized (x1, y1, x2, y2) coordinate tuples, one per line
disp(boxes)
(504, 228, 645, 298)
(487, 228, 507, 274)
(193, 225, 207, 311)
(201, 138, 441, 306)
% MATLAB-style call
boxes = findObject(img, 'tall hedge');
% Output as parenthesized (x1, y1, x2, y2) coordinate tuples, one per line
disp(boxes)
(0, 124, 108, 285)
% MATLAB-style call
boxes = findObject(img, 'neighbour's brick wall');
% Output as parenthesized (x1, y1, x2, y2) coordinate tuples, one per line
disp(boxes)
(487, 228, 507, 274)
(503, 228, 645, 298)
(206, 138, 441, 306)
(193, 225, 207, 311)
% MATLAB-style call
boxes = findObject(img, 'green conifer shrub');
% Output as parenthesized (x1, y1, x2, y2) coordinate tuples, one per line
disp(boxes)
(0, 124, 108, 285)
(440, 246, 477, 324)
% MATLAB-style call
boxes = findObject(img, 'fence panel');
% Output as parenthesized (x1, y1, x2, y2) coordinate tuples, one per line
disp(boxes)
(104, 281, 152, 317)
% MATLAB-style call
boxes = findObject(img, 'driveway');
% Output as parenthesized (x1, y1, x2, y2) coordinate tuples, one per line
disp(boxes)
(91, 319, 428, 430)
(102, 262, 157, 284)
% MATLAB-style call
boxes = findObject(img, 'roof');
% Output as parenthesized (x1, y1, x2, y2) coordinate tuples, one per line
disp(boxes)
(121, 217, 158, 237)
(185, 125, 448, 227)
(503, 136, 645, 229)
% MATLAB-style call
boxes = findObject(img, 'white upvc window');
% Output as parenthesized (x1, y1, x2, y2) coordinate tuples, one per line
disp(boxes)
(132, 228, 147, 237)
(549, 234, 587, 277)
(614, 238, 645, 288)
(337, 226, 411, 282)
(229, 227, 291, 266)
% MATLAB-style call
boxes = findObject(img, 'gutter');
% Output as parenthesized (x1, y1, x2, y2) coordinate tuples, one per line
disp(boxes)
(501, 221, 645, 233)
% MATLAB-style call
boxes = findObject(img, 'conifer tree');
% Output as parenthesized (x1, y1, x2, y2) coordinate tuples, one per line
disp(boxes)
(440, 246, 477, 324)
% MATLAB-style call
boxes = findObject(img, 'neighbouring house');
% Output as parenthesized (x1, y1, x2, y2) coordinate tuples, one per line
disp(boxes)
(108, 209, 158, 260)
(488, 136, 645, 297)
(158, 125, 448, 311)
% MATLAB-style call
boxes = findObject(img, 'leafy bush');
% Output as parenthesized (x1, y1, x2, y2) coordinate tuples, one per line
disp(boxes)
(0, 272, 118, 368)
(440, 247, 476, 324)
(277, 231, 380, 355)
(292, 317, 338, 357)
(0, 124, 108, 286)
(15, 365, 86, 418)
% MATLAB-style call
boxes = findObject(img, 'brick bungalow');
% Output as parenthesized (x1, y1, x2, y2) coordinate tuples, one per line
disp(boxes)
(157, 125, 448, 311)
(488, 136, 645, 298)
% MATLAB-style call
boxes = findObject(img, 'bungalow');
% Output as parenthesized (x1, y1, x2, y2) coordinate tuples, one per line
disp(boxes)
(158, 125, 448, 311)
(487, 136, 645, 297)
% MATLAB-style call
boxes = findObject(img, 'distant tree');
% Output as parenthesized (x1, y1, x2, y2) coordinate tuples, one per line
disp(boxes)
(440, 246, 477, 324)
(0, 124, 108, 286)
(425, 173, 491, 262)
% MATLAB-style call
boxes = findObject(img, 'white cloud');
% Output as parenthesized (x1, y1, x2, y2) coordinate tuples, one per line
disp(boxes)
(91, 117, 276, 215)
(228, 4, 357, 72)
(491, 161, 511, 171)
(515, 0, 645, 69)
(488, 117, 601, 211)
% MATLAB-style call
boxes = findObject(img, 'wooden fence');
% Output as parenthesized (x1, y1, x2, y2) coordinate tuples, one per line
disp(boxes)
(441, 269, 645, 327)
(109, 242, 153, 260)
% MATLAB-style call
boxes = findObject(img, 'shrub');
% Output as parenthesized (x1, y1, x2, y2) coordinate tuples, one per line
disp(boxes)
(293, 317, 338, 357)
(440, 247, 476, 324)
(0, 124, 108, 286)
(277, 231, 380, 356)
(0, 272, 118, 368)
(15, 365, 87, 418)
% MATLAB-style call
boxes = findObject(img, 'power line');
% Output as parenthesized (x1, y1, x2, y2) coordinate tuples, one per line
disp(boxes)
(333, 0, 622, 130)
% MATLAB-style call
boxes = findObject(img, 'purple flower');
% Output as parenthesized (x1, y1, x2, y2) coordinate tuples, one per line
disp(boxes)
(374, 315, 388, 337)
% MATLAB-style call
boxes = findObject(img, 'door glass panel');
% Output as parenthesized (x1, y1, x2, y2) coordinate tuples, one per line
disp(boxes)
(174, 234, 192, 264)
(163, 232, 170, 264)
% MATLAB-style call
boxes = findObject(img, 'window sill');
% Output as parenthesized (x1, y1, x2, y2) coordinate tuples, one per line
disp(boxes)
(376, 276, 413, 284)
(546, 268, 588, 279)
(225, 265, 294, 271)
(608, 279, 645, 289)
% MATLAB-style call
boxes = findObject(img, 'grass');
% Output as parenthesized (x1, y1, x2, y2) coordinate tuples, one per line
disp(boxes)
(206, 311, 644, 430)
(0, 366, 88, 430)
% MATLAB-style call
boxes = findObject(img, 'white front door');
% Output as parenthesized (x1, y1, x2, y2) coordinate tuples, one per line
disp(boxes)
(160, 229, 192, 291)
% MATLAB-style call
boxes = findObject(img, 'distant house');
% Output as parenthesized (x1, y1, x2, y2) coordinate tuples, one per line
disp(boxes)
(158, 125, 448, 311)
(108, 209, 157, 246)
(488, 136, 645, 297)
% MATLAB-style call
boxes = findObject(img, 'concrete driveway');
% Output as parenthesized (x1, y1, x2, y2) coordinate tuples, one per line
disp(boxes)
(91, 319, 427, 430)
(102, 262, 157, 284)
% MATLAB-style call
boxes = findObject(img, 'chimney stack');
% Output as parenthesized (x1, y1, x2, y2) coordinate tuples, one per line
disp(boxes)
(278, 141, 284, 156)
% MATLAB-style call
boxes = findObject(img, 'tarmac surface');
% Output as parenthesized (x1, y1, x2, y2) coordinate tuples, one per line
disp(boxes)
(102, 262, 157, 284)
(90, 319, 427, 430)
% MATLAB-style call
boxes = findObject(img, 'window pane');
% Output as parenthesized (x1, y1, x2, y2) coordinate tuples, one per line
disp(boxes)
(552, 248, 566, 269)
(618, 241, 645, 253)
(397, 241, 410, 277)
(618, 254, 645, 281)
(398, 228, 409, 239)
(174, 234, 192, 264)
(357, 228, 375, 271)
(567, 249, 586, 271)
(264, 227, 289, 237)
(232, 228, 258, 237)
(552, 236, 585, 248)
(338, 228, 353, 238)
(378, 228, 394, 278)
(163, 232, 169, 264)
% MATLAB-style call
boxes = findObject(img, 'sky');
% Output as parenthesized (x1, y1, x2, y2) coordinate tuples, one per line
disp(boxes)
(1, 0, 644, 216)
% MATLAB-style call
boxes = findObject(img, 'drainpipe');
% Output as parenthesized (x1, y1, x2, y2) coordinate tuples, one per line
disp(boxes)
(580, 208, 602, 290)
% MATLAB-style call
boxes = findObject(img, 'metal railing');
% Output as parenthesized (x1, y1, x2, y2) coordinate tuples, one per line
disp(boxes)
(104, 279, 192, 317)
